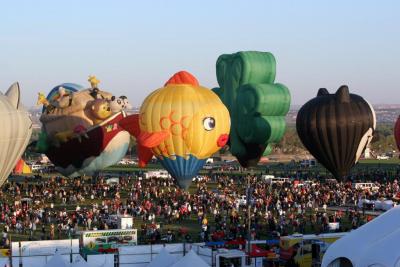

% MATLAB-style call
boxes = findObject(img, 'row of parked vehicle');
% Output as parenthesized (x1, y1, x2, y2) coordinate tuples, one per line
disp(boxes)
(117, 158, 138, 165)
(27, 163, 55, 173)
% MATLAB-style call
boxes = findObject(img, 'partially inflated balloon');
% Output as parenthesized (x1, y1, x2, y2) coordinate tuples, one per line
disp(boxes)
(0, 83, 32, 185)
(213, 51, 291, 167)
(37, 78, 133, 177)
(394, 116, 400, 152)
(123, 71, 230, 188)
(296, 86, 376, 179)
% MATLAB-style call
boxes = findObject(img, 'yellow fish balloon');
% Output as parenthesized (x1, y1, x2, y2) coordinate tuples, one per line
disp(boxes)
(122, 71, 230, 188)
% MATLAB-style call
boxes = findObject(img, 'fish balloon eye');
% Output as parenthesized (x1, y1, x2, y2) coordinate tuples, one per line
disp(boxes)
(203, 117, 215, 131)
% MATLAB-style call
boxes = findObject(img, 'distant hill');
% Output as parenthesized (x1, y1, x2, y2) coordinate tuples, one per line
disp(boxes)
(287, 104, 400, 125)
(30, 104, 399, 129)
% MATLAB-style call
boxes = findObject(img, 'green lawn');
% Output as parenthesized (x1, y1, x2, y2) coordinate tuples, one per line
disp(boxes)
(102, 159, 400, 178)
(359, 158, 400, 164)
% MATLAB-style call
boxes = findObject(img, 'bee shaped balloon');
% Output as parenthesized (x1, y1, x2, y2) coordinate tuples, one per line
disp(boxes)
(124, 71, 230, 188)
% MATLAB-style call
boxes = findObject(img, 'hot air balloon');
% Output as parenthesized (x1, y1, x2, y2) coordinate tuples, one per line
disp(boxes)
(394, 116, 400, 153)
(121, 71, 230, 189)
(36, 77, 134, 177)
(212, 51, 291, 167)
(296, 86, 376, 180)
(0, 83, 32, 186)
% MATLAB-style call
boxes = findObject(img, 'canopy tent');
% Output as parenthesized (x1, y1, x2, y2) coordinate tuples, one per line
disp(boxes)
(13, 159, 31, 174)
(171, 250, 209, 267)
(322, 205, 400, 267)
(43, 251, 69, 267)
(147, 247, 177, 267)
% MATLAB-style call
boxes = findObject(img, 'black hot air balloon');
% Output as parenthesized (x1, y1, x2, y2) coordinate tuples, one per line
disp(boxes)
(394, 116, 400, 153)
(296, 86, 376, 180)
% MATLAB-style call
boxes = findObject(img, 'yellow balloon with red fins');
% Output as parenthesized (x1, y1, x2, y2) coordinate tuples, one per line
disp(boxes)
(121, 71, 230, 188)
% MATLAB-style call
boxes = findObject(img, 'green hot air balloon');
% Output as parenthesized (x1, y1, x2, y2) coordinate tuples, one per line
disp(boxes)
(213, 51, 291, 167)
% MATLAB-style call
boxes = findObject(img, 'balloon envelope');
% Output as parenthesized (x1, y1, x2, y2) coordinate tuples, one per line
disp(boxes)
(0, 83, 32, 186)
(38, 82, 131, 177)
(133, 71, 230, 188)
(296, 86, 376, 179)
(394, 116, 400, 153)
(213, 51, 291, 167)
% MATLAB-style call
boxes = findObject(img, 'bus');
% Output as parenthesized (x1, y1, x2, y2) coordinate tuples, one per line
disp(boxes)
(280, 233, 346, 267)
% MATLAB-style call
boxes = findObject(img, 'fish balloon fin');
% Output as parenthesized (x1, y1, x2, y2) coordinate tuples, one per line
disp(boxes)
(119, 113, 168, 165)
(137, 144, 154, 167)
(119, 114, 141, 137)
(138, 131, 170, 148)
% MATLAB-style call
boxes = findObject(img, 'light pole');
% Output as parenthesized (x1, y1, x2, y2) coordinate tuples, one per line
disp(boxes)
(246, 169, 254, 265)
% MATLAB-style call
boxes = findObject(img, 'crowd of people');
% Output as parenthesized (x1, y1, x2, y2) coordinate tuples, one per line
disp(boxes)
(0, 170, 398, 247)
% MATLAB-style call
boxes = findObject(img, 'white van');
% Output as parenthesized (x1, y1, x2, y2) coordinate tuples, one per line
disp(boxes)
(265, 177, 290, 184)
(262, 175, 275, 182)
(30, 164, 44, 172)
(377, 155, 389, 160)
(206, 158, 214, 164)
(203, 164, 213, 170)
(106, 177, 119, 185)
(235, 195, 247, 206)
(235, 195, 254, 206)
(352, 182, 380, 191)
(304, 180, 316, 186)
(144, 170, 170, 179)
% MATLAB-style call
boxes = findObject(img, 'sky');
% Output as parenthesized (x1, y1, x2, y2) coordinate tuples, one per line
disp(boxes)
(1, 0, 399, 107)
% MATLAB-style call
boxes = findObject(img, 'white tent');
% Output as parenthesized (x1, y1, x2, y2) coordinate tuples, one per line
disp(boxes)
(99, 254, 113, 267)
(70, 255, 91, 267)
(87, 254, 114, 267)
(43, 251, 69, 267)
(171, 250, 209, 267)
(147, 247, 177, 267)
(357, 226, 400, 267)
(322, 205, 400, 267)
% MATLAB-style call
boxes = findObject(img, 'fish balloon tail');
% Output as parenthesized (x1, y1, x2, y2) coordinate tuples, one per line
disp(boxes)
(119, 114, 169, 167)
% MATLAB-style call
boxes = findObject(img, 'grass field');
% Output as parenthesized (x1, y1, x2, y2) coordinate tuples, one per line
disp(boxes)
(102, 159, 400, 179)
(359, 158, 400, 164)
